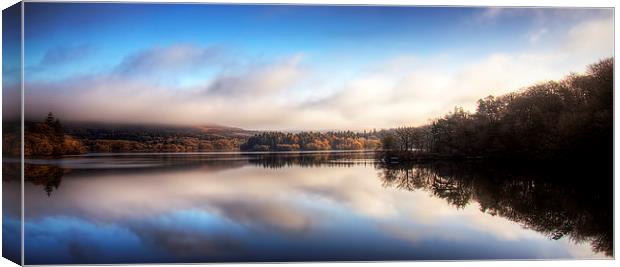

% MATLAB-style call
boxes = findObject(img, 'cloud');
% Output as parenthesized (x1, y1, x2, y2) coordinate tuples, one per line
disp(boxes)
(205, 54, 304, 98)
(22, 45, 95, 81)
(23, 14, 613, 130)
(24, 51, 307, 128)
(39, 44, 93, 66)
(564, 16, 614, 57)
(528, 28, 548, 44)
(23, 160, 607, 260)
(476, 7, 609, 25)
(125, 211, 249, 259)
(301, 54, 551, 128)
(210, 199, 312, 233)
(112, 44, 226, 78)
(475, 7, 547, 25)
(300, 15, 613, 129)
(477, 7, 506, 21)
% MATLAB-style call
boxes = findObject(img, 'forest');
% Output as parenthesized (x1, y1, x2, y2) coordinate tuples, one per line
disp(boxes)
(64, 123, 249, 153)
(380, 57, 613, 162)
(23, 113, 87, 157)
(18, 119, 382, 156)
(15, 57, 612, 161)
(240, 131, 381, 151)
(18, 118, 252, 156)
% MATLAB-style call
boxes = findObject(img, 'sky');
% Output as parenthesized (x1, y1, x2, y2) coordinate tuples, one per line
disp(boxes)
(20, 3, 614, 130)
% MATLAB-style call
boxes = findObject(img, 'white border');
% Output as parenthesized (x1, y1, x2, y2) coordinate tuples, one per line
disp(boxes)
(0, 1, 617, 267)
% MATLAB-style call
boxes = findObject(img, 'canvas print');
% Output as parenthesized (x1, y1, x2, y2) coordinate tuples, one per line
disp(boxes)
(2, 1, 614, 265)
(2, 2, 22, 265)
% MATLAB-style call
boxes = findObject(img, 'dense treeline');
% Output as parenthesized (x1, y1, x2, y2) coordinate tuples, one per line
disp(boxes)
(66, 124, 249, 153)
(240, 131, 381, 151)
(19, 58, 612, 159)
(80, 136, 240, 153)
(24, 113, 87, 157)
(22, 119, 382, 156)
(382, 58, 613, 162)
(22, 119, 251, 156)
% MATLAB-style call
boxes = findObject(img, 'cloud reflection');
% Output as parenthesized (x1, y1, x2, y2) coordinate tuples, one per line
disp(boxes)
(22, 155, 608, 263)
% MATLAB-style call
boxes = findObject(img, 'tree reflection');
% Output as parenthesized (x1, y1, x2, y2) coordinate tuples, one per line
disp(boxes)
(22, 152, 612, 257)
(25, 164, 65, 197)
(377, 160, 613, 257)
(248, 152, 375, 169)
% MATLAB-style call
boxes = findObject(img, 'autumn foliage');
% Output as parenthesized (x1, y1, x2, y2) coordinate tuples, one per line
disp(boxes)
(240, 131, 381, 151)
(24, 113, 87, 157)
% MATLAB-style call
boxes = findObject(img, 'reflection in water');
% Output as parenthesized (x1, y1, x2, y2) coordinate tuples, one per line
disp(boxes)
(248, 151, 375, 169)
(25, 164, 64, 196)
(23, 152, 612, 264)
(377, 161, 613, 257)
(2, 162, 22, 264)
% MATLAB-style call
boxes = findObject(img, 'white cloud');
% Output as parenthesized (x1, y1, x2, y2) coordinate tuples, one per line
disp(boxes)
(113, 44, 226, 78)
(528, 28, 548, 44)
(206, 54, 304, 98)
(24, 53, 308, 129)
(565, 16, 614, 57)
(23, 15, 613, 130)
(300, 15, 613, 129)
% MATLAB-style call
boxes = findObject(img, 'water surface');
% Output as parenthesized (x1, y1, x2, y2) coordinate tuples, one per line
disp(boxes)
(12, 152, 612, 264)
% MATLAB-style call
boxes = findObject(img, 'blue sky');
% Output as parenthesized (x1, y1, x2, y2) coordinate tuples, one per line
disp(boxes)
(22, 3, 613, 130)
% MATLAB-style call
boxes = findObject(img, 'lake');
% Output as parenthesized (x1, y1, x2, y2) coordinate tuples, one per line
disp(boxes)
(3, 151, 613, 264)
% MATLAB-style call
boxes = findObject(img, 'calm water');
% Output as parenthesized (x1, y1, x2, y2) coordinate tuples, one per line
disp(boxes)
(4, 151, 613, 264)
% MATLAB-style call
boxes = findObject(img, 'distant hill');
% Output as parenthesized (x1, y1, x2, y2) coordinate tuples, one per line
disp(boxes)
(63, 122, 256, 140)
(54, 122, 257, 153)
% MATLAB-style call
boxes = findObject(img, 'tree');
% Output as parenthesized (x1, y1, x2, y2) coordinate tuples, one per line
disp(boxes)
(381, 57, 613, 161)
(380, 133, 399, 151)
